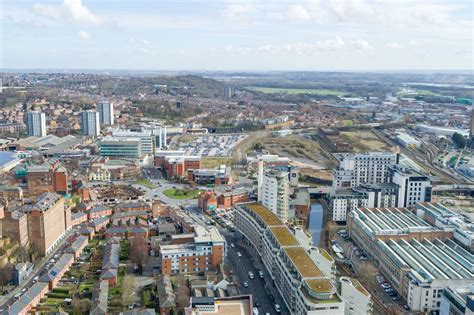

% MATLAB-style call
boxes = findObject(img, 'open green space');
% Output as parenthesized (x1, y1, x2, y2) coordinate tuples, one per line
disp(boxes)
(248, 86, 346, 96)
(136, 178, 156, 189)
(163, 188, 202, 200)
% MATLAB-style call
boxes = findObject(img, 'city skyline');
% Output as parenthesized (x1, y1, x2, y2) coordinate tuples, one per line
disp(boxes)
(2, 0, 473, 71)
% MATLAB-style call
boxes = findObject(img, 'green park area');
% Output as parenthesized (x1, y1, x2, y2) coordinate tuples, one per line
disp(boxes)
(136, 178, 156, 189)
(248, 86, 346, 96)
(163, 188, 202, 200)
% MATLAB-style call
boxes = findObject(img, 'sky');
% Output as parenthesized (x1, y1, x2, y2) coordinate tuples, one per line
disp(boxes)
(1, 0, 473, 71)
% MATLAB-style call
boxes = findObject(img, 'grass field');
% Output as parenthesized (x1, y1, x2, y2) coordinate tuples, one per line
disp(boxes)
(136, 178, 156, 189)
(201, 156, 234, 169)
(340, 130, 389, 152)
(248, 86, 346, 96)
(163, 188, 202, 200)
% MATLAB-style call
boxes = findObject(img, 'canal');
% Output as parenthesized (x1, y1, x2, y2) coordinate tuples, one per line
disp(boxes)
(308, 203, 324, 246)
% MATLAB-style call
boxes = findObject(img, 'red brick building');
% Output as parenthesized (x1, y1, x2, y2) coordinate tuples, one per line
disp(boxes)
(27, 159, 68, 195)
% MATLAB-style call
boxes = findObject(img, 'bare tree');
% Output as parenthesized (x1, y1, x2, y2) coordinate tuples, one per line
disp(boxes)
(130, 237, 149, 273)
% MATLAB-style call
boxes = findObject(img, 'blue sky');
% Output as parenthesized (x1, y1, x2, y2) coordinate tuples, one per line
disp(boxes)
(1, 0, 473, 70)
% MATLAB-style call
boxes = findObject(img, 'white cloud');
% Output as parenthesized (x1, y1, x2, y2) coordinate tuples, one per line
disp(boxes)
(78, 30, 90, 40)
(287, 5, 311, 22)
(33, 0, 102, 25)
(352, 39, 373, 50)
(386, 42, 402, 49)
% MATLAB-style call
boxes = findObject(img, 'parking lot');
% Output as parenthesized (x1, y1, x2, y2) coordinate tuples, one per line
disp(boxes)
(176, 134, 247, 157)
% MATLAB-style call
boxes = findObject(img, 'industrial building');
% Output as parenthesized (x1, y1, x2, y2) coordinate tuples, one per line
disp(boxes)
(396, 133, 420, 148)
(347, 207, 473, 313)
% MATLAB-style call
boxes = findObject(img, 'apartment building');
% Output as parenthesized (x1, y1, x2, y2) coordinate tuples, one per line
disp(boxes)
(98, 101, 114, 125)
(160, 225, 226, 275)
(389, 166, 432, 207)
(233, 203, 347, 314)
(347, 207, 473, 313)
(1, 210, 28, 246)
(339, 277, 373, 315)
(330, 183, 398, 222)
(22, 193, 71, 256)
(252, 154, 291, 202)
(261, 169, 290, 221)
(25, 111, 47, 137)
(81, 110, 100, 137)
(332, 152, 398, 189)
(27, 159, 68, 195)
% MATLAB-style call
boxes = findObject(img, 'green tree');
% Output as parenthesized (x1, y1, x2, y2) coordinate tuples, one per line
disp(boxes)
(452, 132, 466, 148)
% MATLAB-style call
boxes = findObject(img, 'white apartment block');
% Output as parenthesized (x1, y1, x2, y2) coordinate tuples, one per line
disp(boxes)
(98, 101, 114, 125)
(234, 203, 348, 314)
(332, 152, 398, 189)
(254, 154, 290, 202)
(339, 277, 373, 315)
(26, 111, 47, 137)
(81, 110, 100, 137)
(330, 183, 398, 222)
(389, 166, 432, 207)
(261, 169, 290, 221)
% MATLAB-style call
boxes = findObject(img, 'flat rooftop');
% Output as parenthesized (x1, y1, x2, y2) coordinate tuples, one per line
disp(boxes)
(269, 226, 299, 247)
(283, 247, 323, 278)
(304, 279, 334, 294)
(246, 203, 282, 227)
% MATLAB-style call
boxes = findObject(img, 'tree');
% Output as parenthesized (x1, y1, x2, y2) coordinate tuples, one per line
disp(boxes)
(130, 237, 149, 273)
(72, 298, 90, 315)
(452, 132, 466, 148)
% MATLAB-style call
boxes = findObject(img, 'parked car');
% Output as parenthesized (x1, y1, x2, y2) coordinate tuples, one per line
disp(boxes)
(243, 281, 249, 288)
(248, 271, 255, 279)
(274, 304, 281, 313)
(237, 252, 242, 258)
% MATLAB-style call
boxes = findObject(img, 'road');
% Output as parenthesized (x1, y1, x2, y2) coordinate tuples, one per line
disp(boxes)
(0, 227, 77, 309)
(224, 234, 283, 315)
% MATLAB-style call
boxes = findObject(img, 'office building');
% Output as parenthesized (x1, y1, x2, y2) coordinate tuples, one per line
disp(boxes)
(234, 203, 347, 314)
(261, 169, 290, 220)
(98, 101, 114, 125)
(22, 193, 72, 256)
(439, 285, 474, 315)
(389, 165, 432, 207)
(81, 110, 100, 137)
(154, 151, 201, 178)
(25, 111, 47, 137)
(160, 225, 226, 275)
(27, 159, 68, 195)
(347, 207, 473, 313)
(189, 165, 231, 186)
(99, 137, 141, 158)
(112, 129, 154, 155)
(332, 152, 398, 189)
(330, 183, 398, 222)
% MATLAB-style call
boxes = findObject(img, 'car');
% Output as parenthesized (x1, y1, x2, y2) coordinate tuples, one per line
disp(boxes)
(391, 296, 401, 301)
(248, 271, 255, 279)
(230, 243, 235, 248)
(237, 252, 242, 257)
(403, 305, 410, 310)
(243, 281, 249, 288)
(252, 307, 259, 315)
(274, 304, 281, 313)
(381, 283, 391, 289)
(258, 270, 264, 279)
